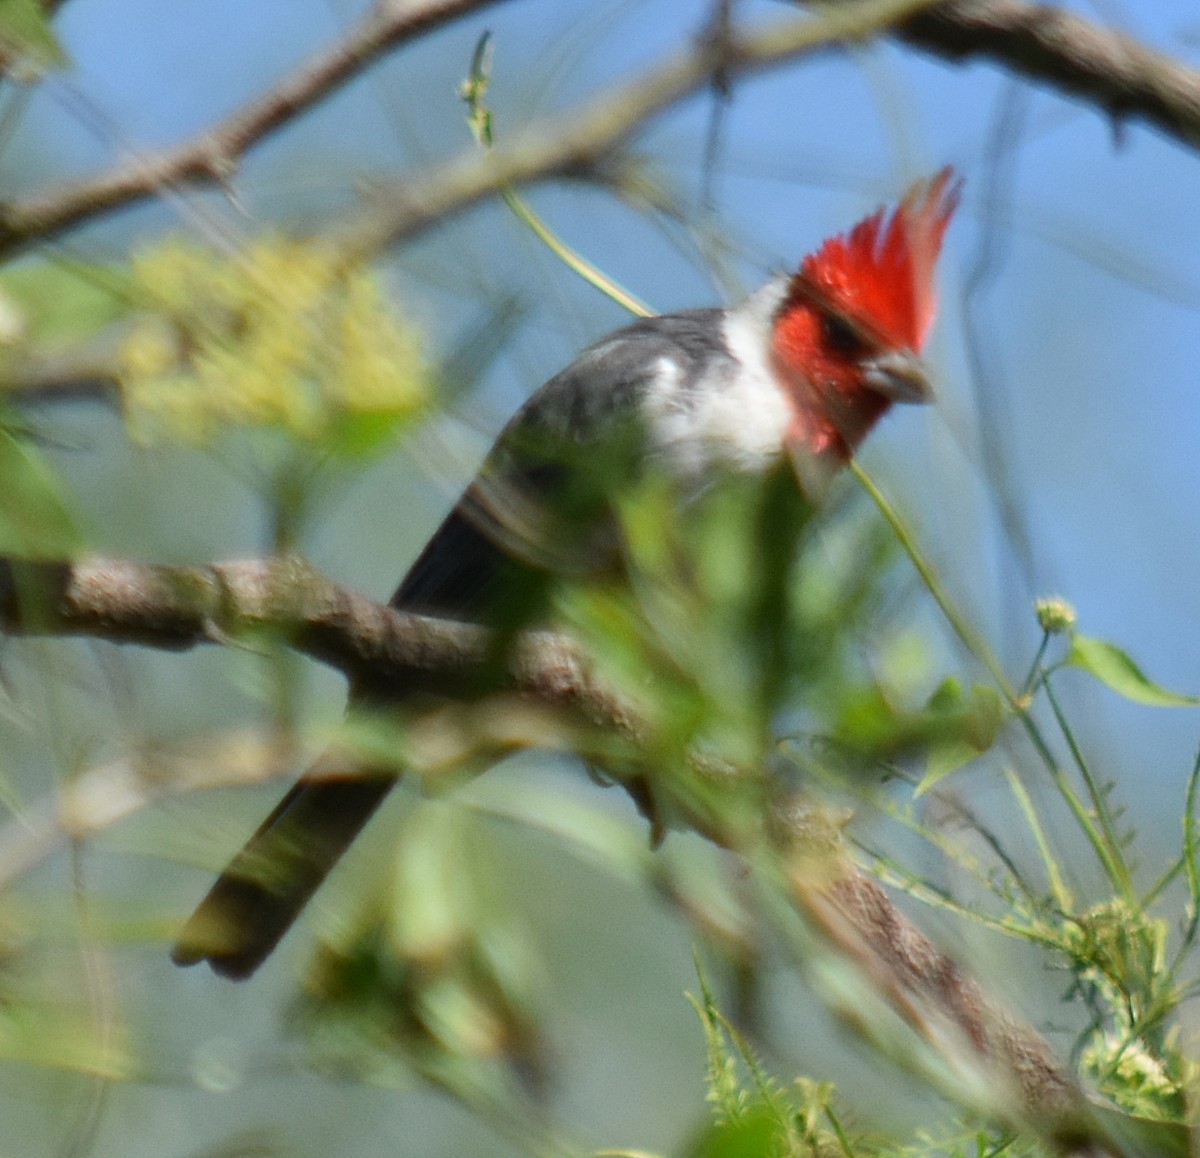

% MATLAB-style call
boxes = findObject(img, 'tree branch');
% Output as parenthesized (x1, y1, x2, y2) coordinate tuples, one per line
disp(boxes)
(0, 551, 1124, 1153)
(0, 0, 509, 258)
(330, 0, 943, 263)
(801, 871, 1111, 1153)
(340, 0, 1200, 260)
(0, 338, 121, 404)
(896, 0, 1200, 149)
(0, 555, 634, 726)
(2, 0, 1197, 264)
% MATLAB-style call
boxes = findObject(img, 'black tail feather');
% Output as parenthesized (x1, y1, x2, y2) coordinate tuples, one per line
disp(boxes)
(172, 770, 395, 980)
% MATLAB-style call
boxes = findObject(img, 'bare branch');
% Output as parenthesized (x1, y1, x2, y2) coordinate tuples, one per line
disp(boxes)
(799, 871, 1112, 1154)
(897, 1, 1200, 150)
(330, 0, 947, 263)
(0, 0, 509, 257)
(1, 0, 1197, 264)
(325, 0, 1200, 261)
(0, 339, 121, 404)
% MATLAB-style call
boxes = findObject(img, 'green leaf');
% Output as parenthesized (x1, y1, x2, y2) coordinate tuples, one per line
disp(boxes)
(0, 0, 69, 77)
(318, 409, 415, 461)
(684, 1105, 781, 1158)
(915, 679, 1007, 795)
(1090, 1102, 1192, 1158)
(0, 259, 131, 343)
(1067, 633, 1200, 707)
(0, 426, 78, 556)
(918, 740, 983, 795)
(960, 682, 1006, 748)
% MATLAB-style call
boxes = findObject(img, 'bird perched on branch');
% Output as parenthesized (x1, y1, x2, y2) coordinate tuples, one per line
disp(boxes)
(173, 169, 962, 980)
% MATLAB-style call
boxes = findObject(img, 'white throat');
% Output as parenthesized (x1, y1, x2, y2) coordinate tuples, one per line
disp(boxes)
(641, 278, 794, 481)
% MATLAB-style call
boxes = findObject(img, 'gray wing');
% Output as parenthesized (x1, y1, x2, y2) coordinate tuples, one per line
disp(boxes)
(390, 309, 731, 621)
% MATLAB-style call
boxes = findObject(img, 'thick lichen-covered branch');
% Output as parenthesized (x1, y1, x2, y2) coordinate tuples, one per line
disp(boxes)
(0, 555, 621, 721)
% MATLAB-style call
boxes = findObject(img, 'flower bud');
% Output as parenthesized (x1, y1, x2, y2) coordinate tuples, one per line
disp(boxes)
(1035, 596, 1077, 634)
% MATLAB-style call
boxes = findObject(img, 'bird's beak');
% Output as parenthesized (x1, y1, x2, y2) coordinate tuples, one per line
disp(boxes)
(862, 348, 933, 404)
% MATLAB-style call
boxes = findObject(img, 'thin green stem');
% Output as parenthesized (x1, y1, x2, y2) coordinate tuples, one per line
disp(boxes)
(1172, 976, 1200, 1006)
(850, 462, 1124, 890)
(463, 29, 652, 319)
(1042, 673, 1134, 899)
(500, 189, 653, 317)
(912, 772, 1040, 901)
(823, 1105, 857, 1158)
(1020, 630, 1051, 699)
(1167, 743, 1200, 975)
(853, 775, 1037, 903)
(1141, 852, 1185, 910)
(1182, 743, 1200, 937)
(982, 1133, 1018, 1157)
(1005, 767, 1073, 912)
(799, 742, 1038, 907)
(848, 461, 1015, 703)
(864, 847, 1064, 948)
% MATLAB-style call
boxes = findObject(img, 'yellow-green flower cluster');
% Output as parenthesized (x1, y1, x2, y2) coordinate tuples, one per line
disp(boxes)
(1080, 1031, 1192, 1122)
(120, 236, 428, 446)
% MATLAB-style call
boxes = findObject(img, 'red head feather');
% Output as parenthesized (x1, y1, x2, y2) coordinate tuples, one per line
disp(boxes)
(768, 169, 961, 461)
(799, 167, 961, 352)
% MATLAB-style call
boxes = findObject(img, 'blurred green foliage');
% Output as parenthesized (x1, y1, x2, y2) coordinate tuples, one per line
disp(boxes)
(0, 13, 1197, 1156)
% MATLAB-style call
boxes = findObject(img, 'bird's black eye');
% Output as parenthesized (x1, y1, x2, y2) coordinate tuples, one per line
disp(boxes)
(821, 311, 869, 357)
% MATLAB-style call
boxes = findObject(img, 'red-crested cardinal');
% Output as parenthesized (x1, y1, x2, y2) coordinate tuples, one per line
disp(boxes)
(173, 169, 961, 979)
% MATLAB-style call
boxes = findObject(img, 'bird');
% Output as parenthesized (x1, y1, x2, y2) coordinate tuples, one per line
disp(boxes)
(172, 169, 962, 980)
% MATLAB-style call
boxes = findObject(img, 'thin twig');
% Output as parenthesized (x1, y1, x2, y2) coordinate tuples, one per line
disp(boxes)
(0, 0, 509, 257)
(330, 0, 944, 263)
